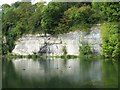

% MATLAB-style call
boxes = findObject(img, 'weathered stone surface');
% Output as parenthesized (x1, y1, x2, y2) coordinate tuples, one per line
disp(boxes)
(12, 25, 102, 55)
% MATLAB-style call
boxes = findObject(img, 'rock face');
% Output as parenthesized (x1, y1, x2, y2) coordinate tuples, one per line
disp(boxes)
(12, 24, 102, 56)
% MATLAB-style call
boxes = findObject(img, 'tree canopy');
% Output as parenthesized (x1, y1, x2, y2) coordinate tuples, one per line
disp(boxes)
(1, 1, 120, 60)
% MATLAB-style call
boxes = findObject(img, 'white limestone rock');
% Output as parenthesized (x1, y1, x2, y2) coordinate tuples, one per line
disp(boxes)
(12, 25, 102, 55)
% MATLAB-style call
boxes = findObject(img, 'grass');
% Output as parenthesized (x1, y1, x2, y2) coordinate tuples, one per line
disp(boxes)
(2, 53, 103, 61)
(5, 54, 79, 59)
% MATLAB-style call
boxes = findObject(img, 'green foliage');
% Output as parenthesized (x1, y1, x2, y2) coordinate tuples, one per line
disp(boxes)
(92, 2, 120, 22)
(56, 4, 100, 34)
(1, 4, 10, 10)
(62, 45, 67, 55)
(2, 8, 18, 35)
(1, 1, 120, 60)
(79, 41, 92, 56)
(41, 2, 68, 35)
(2, 2, 37, 54)
(28, 2, 44, 34)
(11, 2, 23, 9)
(112, 42, 120, 59)
(100, 22, 120, 59)
(64, 5, 93, 24)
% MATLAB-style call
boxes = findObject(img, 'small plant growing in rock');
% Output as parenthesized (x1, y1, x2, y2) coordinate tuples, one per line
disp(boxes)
(62, 45, 67, 55)
(79, 41, 92, 56)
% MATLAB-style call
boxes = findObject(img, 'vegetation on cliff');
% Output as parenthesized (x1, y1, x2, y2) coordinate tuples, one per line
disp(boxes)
(100, 22, 120, 59)
(1, 1, 120, 60)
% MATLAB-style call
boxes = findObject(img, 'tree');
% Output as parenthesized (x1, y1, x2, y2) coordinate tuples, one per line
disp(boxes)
(2, 8, 18, 36)
(11, 2, 23, 9)
(41, 2, 69, 35)
(28, 2, 44, 33)
(92, 2, 120, 22)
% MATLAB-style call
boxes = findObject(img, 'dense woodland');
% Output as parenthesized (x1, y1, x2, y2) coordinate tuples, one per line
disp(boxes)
(0, 1, 120, 60)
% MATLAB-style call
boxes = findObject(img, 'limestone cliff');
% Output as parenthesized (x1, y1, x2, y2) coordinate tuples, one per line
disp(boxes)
(12, 24, 102, 56)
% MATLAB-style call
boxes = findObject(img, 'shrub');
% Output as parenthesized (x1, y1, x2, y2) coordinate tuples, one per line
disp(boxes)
(100, 22, 120, 59)
(79, 41, 92, 56)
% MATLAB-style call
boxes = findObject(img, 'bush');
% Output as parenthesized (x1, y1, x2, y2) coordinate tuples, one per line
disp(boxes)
(100, 22, 120, 59)
(79, 41, 92, 56)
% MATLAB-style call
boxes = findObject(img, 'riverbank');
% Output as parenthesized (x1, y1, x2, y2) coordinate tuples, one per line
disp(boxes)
(2, 53, 106, 61)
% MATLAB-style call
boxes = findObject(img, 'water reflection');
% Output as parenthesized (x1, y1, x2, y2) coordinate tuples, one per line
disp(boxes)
(0, 60, 2, 89)
(2, 58, 118, 88)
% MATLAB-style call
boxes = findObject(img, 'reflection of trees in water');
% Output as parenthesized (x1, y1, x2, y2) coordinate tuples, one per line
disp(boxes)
(37, 58, 79, 87)
(2, 58, 82, 87)
(79, 58, 92, 82)
(3, 58, 118, 88)
(79, 58, 102, 86)
(2, 59, 20, 88)
(63, 59, 67, 68)
(38, 58, 66, 74)
(38, 58, 51, 73)
(102, 60, 118, 87)
(3, 59, 47, 88)
(79, 58, 91, 72)
(38, 58, 72, 84)
(38, 58, 61, 84)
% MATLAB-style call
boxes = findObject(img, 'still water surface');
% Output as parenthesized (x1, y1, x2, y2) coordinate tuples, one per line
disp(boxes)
(2, 58, 118, 88)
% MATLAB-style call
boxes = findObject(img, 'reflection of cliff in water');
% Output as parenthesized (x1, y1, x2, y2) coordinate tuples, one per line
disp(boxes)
(11, 58, 103, 84)
(2, 58, 118, 88)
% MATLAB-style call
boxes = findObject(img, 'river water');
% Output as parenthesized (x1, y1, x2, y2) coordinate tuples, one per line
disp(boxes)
(2, 58, 118, 88)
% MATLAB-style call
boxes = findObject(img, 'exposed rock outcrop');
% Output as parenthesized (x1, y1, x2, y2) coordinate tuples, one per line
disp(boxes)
(12, 24, 102, 56)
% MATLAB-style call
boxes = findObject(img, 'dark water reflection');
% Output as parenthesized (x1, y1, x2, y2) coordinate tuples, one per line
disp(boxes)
(2, 58, 118, 88)
(0, 60, 2, 89)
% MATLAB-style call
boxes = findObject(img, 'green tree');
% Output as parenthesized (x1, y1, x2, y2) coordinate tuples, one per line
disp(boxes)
(28, 2, 44, 33)
(41, 2, 69, 35)
(92, 2, 120, 22)
(2, 8, 18, 35)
